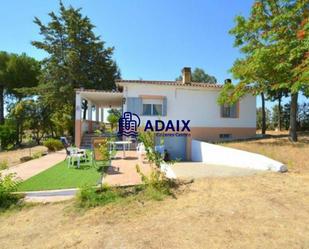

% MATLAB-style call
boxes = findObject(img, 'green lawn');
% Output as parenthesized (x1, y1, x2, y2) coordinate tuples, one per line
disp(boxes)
(17, 159, 102, 191)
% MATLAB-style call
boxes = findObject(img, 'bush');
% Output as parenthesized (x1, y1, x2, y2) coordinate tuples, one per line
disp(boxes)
(76, 184, 122, 208)
(32, 151, 43, 159)
(0, 121, 17, 150)
(0, 160, 8, 170)
(136, 165, 174, 201)
(0, 173, 23, 211)
(43, 138, 63, 152)
(20, 156, 33, 163)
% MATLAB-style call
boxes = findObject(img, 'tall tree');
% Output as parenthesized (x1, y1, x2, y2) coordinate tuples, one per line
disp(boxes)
(32, 1, 120, 136)
(219, 0, 308, 141)
(0, 52, 39, 124)
(176, 67, 217, 83)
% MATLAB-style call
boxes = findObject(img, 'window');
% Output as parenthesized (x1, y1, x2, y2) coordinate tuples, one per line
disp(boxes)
(153, 104, 162, 115)
(219, 134, 232, 139)
(142, 103, 163, 116)
(221, 103, 238, 118)
(143, 104, 152, 115)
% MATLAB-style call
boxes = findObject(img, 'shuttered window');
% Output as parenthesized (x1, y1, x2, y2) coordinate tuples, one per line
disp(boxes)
(221, 103, 238, 118)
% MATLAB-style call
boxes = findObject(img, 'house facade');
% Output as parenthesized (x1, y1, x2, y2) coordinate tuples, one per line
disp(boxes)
(75, 67, 256, 160)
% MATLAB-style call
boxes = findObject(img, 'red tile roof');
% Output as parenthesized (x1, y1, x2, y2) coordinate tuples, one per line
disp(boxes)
(115, 79, 223, 88)
(75, 88, 122, 93)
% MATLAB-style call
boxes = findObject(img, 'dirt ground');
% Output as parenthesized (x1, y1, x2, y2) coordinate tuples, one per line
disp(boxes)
(0, 133, 308, 249)
(225, 131, 309, 173)
(0, 146, 47, 167)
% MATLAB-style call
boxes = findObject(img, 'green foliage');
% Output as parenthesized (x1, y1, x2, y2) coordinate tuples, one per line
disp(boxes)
(138, 131, 164, 167)
(98, 139, 111, 163)
(76, 184, 122, 208)
(0, 51, 40, 124)
(256, 107, 272, 130)
(4, 53, 40, 99)
(136, 165, 173, 201)
(222, 0, 308, 141)
(107, 113, 119, 131)
(0, 173, 22, 211)
(176, 67, 217, 83)
(32, 2, 120, 137)
(298, 102, 309, 130)
(50, 104, 73, 137)
(20, 156, 33, 163)
(32, 151, 43, 159)
(0, 160, 8, 170)
(0, 120, 17, 150)
(43, 138, 63, 152)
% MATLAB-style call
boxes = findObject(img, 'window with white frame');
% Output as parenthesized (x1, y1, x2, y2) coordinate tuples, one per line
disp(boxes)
(142, 99, 163, 116)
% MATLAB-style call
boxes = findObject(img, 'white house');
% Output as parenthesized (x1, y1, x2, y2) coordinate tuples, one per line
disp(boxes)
(74, 67, 256, 160)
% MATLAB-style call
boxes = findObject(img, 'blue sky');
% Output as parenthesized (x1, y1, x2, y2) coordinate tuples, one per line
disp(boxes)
(0, 0, 306, 107)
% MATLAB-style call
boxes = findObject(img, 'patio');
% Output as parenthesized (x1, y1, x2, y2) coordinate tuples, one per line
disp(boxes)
(104, 151, 152, 186)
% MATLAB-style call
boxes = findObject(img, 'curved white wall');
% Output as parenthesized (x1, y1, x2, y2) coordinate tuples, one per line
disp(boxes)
(191, 139, 287, 172)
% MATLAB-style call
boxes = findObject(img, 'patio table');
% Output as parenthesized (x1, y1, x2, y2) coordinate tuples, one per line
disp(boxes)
(109, 141, 132, 158)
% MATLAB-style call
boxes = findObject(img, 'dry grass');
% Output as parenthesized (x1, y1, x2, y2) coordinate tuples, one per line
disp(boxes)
(224, 132, 309, 173)
(0, 134, 309, 249)
(0, 146, 47, 168)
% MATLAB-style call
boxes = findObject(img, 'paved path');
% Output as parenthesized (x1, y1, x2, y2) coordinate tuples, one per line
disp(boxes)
(1, 150, 66, 180)
(23, 188, 77, 203)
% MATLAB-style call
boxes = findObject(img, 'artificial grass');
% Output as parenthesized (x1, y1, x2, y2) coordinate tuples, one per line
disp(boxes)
(17, 160, 102, 191)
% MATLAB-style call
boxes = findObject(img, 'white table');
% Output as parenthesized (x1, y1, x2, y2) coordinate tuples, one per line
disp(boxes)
(110, 141, 132, 158)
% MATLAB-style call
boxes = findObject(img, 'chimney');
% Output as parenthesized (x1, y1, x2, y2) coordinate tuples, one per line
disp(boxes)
(182, 67, 191, 84)
(224, 79, 232, 84)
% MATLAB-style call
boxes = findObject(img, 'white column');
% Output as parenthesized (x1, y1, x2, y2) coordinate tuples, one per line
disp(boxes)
(75, 92, 82, 147)
(101, 108, 104, 122)
(88, 101, 92, 121)
(75, 93, 81, 120)
(95, 105, 100, 122)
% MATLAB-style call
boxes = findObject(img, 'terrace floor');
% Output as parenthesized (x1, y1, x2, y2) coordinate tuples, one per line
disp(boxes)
(104, 151, 152, 186)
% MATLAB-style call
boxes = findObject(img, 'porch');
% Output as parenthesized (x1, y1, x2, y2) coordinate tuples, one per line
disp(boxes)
(75, 89, 124, 148)
(104, 150, 152, 186)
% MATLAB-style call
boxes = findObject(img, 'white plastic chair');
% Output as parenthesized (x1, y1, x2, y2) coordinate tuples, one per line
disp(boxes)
(136, 142, 146, 160)
(67, 147, 87, 168)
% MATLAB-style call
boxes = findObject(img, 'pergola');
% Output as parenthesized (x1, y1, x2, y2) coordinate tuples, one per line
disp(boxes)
(75, 89, 123, 147)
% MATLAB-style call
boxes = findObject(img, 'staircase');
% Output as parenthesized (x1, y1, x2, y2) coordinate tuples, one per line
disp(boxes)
(81, 133, 97, 148)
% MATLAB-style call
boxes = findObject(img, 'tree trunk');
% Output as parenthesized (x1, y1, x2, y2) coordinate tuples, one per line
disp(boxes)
(83, 100, 87, 120)
(278, 96, 282, 131)
(289, 92, 298, 142)
(261, 92, 266, 135)
(0, 84, 4, 124)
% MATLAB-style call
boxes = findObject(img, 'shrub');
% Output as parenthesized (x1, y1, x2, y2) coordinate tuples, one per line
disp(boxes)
(0, 173, 23, 211)
(76, 184, 122, 208)
(0, 160, 8, 170)
(43, 138, 63, 152)
(32, 151, 43, 159)
(136, 165, 174, 201)
(0, 120, 17, 150)
(20, 156, 33, 163)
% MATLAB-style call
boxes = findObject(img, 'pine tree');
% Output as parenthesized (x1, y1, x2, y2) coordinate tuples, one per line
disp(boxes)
(32, 1, 120, 136)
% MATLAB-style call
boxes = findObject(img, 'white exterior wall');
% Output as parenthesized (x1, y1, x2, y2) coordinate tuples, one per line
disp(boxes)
(124, 84, 256, 128)
(191, 139, 287, 172)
